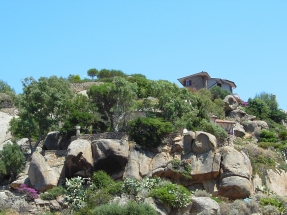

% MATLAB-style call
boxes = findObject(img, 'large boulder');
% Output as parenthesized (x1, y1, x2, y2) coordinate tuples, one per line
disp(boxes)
(92, 139, 129, 178)
(243, 120, 269, 133)
(28, 152, 60, 192)
(218, 146, 253, 199)
(66, 139, 93, 178)
(223, 95, 239, 111)
(227, 109, 256, 123)
(233, 122, 246, 137)
(124, 147, 155, 179)
(190, 197, 220, 215)
(0, 111, 12, 147)
(43, 131, 70, 150)
(191, 131, 217, 154)
(264, 169, 287, 196)
(182, 151, 221, 181)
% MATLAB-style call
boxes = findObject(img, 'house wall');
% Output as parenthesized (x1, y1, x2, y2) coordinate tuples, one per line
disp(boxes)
(207, 79, 233, 93)
(222, 83, 232, 93)
(184, 76, 206, 90)
(207, 79, 217, 89)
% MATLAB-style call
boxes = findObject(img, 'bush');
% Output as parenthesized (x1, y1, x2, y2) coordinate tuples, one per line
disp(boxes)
(169, 159, 192, 179)
(40, 186, 67, 200)
(149, 183, 191, 208)
(128, 117, 173, 148)
(92, 171, 114, 189)
(209, 86, 230, 100)
(61, 110, 106, 137)
(199, 120, 228, 140)
(65, 176, 86, 211)
(260, 196, 285, 214)
(0, 143, 25, 181)
(279, 130, 287, 140)
(259, 130, 277, 143)
(91, 201, 157, 215)
(11, 199, 31, 214)
(85, 189, 112, 208)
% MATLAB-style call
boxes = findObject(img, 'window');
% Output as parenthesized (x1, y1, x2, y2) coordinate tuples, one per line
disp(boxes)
(186, 80, 192, 86)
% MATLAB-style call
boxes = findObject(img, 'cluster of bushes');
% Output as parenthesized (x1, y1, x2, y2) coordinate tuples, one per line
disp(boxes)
(60, 171, 192, 214)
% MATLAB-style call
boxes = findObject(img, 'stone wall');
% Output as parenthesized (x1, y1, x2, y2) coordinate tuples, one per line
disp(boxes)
(184, 76, 206, 90)
(70, 82, 103, 93)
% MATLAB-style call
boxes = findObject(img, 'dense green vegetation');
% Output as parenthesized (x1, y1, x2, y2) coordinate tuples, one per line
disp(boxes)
(0, 143, 25, 183)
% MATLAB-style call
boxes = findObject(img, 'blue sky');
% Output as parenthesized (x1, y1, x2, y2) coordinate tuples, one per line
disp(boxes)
(1, 1, 287, 110)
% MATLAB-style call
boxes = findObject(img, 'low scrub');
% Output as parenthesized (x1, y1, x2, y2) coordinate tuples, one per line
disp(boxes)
(40, 186, 67, 200)
(149, 183, 191, 208)
(91, 202, 157, 215)
(259, 130, 277, 143)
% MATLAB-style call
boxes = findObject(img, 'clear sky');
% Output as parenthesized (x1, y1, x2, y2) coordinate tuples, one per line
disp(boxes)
(1, 1, 287, 110)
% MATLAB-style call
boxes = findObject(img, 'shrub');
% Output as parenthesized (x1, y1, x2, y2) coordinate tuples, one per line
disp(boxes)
(229, 200, 251, 215)
(17, 184, 39, 201)
(40, 186, 67, 200)
(128, 117, 173, 148)
(0, 143, 25, 181)
(91, 201, 157, 215)
(209, 86, 230, 100)
(219, 202, 230, 215)
(199, 120, 228, 140)
(61, 110, 106, 137)
(279, 130, 287, 140)
(259, 130, 277, 143)
(149, 183, 191, 208)
(169, 159, 192, 179)
(261, 205, 280, 215)
(85, 189, 112, 208)
(92, 170, 114, 189)
(260, 196, 285, 214)
(65, 176, 86, 211)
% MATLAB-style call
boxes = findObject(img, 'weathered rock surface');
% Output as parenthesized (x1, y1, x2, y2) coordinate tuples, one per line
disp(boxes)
(234, 122, 246, 137)
(0, 111, 12, 147)
(66, 139, 93, 178)
(92, 139, 129, 177)
(28, 152, 59, 192)
(244, 120, 269, 133)
(265, 169, 287, 196)
(191, 131, 217, 154)
(218, 146, 253, 199)
(227, 109, 256, 122)
(190, 197, 220, 215)
(224, 95, 239, 111)
(124, 147, 155, 179)
(43, 131, 70, 150)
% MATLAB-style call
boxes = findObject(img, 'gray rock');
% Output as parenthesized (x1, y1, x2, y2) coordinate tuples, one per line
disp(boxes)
(66, 139, 93, 178)
(28, 152, 60, 192)
(218, 146, 253, 199)
(191, 131, 217, 154)
(92, 139, 129, 178)
(234, 122, 246, 137)
(190, 197, 220, 215)
(244, 120, 269, 133)
(0, 111, 12, 146)
(124, 148, 155, 179)
(223, 95, 239, 111)
(144, 197, 171, 215)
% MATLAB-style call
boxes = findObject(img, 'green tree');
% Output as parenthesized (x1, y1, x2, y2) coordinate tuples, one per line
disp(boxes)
(87, 68, 99, 80)
(0, 143, 25, 182)
(0, 79, 15, 95)
(68, 74, 81, 83)
(88, 77, 137, 131)
(10, 76, 73, 153)
(147, 80, 199, 130)
(97, 69, 126, 79)
(245, 98, 270, 120)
